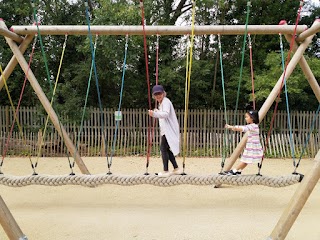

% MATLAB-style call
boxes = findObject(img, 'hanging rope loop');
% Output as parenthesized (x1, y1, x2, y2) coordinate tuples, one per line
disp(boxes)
(84, 1, 110, 170)
(233, 0, 251, 123)
(63, 34, 68, 48)
(139, 0, 152, 174)
(109, 35, 130, 173)
(258, 1, 304, 173)
(247, 33, 256, 109)
(278, 33, 296, 169)
(0, 33, 39, 174)
(247, 33, 252, 49)
(217, 33, 229, 172)
(294, 104, 320, 173)
(73, 35, 99, 174)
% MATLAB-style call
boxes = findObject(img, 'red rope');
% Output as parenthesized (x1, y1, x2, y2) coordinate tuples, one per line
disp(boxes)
(259, 1, 304, 170)
(1, 37, 37, 162)
(139, 0, 152, 171)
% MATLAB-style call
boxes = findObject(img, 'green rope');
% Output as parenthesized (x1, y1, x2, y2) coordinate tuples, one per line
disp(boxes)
(294, 103, 320, 173)
(84, 1, 110, 169)
(109, 35, 129, 174)
(35, 35, 69, 173)
(279, 34, 296, 166)
(233, 0, 251, 123)
(31, 1, 72, 173)
(73, 35, 99, 172)
(217, 34, 229, 171)
(30, 0, 53, 94)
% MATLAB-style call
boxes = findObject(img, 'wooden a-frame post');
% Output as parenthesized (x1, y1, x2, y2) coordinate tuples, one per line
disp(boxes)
(0, 20, 89, 174)
(222, 19, 320, 172)
(268, 149, 320, 240)
(0, 34, 34, 90)
(223, 33, 315, 171)
(0, 195, 27, 240)
(267, 20, 320, 240)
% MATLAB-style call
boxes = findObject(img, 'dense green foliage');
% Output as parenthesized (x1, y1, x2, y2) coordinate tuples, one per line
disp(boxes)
(0, 0, 319, 122)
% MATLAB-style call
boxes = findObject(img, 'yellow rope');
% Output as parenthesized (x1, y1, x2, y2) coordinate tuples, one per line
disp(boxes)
(36, 35, 68, 163)
(0, 65, 23, 135)
(0, 36, 38, 172)
(182, 0, 196, 168)
(182, 45, 189, 163)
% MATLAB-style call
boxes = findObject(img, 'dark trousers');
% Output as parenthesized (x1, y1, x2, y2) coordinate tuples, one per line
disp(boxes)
(160, 135, 178, 171)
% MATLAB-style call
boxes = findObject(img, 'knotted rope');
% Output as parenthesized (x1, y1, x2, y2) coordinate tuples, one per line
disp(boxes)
(0, 173, 302, 188)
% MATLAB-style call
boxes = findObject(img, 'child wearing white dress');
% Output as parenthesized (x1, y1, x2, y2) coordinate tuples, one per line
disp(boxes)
(224, 110, 263, 175)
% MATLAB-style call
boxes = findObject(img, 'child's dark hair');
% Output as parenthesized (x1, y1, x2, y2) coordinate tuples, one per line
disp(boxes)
(247, 110, 259, 124)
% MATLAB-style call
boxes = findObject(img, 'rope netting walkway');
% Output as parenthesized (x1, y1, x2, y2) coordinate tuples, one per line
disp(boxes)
(0, 173, 302, 188)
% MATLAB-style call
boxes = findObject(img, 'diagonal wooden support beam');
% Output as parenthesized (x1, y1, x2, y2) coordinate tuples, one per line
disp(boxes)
(0, 34, 34, 91)
(268, 149, 320, 240)
(266, 26, 320, 239)
(298, 57, 320, 102)
(0, 21, 90, 174)
(282, 20, 320, 102)
(0, 195, 27, 240)
(223, 34, 315, 172)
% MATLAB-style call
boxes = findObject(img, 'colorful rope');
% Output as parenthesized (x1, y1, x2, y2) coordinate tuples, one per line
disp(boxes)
(182, 0, 196, 173)
(109, 35, 129, 173)
(258, 0, 304, 174)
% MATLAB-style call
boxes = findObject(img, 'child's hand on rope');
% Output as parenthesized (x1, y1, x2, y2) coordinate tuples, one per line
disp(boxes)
(225, 124, 234, 130)
(148, 109, 159, 117)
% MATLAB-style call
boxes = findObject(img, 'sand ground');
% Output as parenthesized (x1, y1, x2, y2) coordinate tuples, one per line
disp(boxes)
(0, 156, 319, 240)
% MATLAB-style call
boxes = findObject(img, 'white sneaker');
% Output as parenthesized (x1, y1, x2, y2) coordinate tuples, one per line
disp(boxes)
(157, 172, 172, 178)
(171, 168, 183, 175)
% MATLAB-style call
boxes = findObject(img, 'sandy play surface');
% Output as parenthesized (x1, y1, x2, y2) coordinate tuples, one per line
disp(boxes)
(0, 156, 319, 240)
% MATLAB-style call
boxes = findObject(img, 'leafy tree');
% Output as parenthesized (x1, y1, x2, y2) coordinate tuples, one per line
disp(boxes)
(0, 0, 319, 121)
(248, 51, 320, 110)
(0, 0, 34, 106)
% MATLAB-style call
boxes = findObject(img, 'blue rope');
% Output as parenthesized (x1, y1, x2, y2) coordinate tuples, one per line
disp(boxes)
(84, 1, 110, 168)
(233, 0, 251, 124)
(109, 35, 129, 171)
(72, 36, 98, 170)
(218, 34, 229, 171)
(279, 34, 296, 166)
(294, 103, 320, 173)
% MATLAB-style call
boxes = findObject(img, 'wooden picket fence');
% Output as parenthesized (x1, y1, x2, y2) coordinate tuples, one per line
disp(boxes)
(0, 106, 319, 158)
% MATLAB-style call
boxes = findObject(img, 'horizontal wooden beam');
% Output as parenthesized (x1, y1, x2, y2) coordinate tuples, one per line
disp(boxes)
(9, 24, 308, 36)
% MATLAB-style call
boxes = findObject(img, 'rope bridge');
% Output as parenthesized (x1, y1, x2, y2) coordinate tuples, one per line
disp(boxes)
(0, 173, 303, 188)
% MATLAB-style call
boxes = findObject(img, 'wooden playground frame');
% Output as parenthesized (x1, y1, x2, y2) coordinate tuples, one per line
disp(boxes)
(0, 19, 320, 240)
